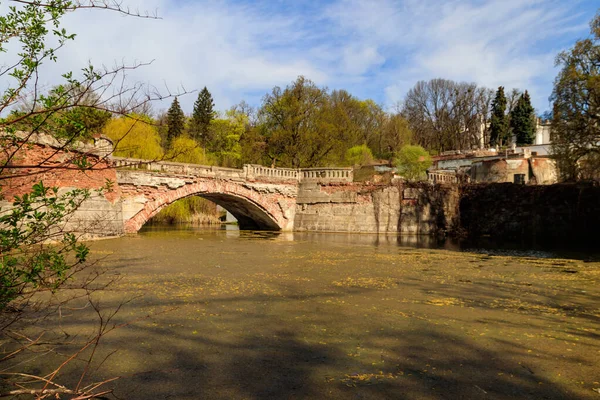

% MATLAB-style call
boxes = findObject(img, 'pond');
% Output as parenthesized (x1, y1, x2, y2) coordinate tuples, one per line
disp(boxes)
(17, 226, 600, 399)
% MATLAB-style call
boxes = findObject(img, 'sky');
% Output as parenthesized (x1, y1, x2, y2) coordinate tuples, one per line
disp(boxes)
(2, 0, 599, 115)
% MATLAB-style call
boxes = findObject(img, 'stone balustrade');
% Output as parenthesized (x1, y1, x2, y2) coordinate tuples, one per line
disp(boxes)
(427, 170, 459, 184)
(111, 157, 354, 183)
(300, 168, 353, 183)
(246, 164, 299, 180)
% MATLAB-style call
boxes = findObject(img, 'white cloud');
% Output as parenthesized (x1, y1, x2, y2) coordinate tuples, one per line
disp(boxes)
(1, 0, 593, 114)
(2, 0, 327, 114)
(320, 0, 586, 110)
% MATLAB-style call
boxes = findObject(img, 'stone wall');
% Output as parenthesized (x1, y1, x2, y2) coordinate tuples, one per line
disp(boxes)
(470, 157, 557, 184)
(1, 142, 124, 238)
(458, 183, 600, 248)
(294, 181, 459, 235)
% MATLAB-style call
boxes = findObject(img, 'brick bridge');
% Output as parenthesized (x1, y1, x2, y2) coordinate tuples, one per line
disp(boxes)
(112, 158, 353, 233)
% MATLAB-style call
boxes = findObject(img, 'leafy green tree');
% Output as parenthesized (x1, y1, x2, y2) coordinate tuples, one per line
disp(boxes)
(510, 91, 536, 146)
(208, 110, 245, 167)
(258, 76, 333, 167)
(490, 86, 508, 147)
(240, 124, 266, 165)
(103, 115, 164, 159)
(551, 11, 600, 181)
(190, 87, 215, 145)
(396, 145, 432, 181)
(375, 112, 412, 160)
(166, 97, 185, 147)
(168, 135, 211, 164)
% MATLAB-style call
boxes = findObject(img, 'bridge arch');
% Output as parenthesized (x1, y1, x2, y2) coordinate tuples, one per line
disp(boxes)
(122, 178, 295, 233)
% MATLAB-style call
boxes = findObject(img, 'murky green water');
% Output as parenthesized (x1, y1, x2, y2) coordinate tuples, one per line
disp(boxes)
(18, 226, 600, 399)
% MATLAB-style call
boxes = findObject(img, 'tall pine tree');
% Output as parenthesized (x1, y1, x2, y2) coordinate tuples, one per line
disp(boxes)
(510, 91, 535, 146)
(489, 86, 508, 147)
(190, 87, 215, 145)
(166, 97, 185, 147)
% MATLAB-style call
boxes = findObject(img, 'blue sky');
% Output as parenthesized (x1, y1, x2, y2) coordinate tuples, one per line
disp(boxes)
(3, 0, 599, 115)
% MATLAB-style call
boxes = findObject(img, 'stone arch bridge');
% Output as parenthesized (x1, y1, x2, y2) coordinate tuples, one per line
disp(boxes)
(113, 158, 353, 233)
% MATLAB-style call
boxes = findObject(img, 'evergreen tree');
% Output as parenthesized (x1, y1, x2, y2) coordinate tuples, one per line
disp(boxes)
(166, 97, 185, 147)
(510, 91, 535, 146)
(190, 87, 215, 145)
(489, 86, 508, 147)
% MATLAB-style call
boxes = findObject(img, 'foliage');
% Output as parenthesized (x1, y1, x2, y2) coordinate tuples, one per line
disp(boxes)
(376, 112, 413, 160)
(489, 86, 508, 147)
(551, 11, 600, 181)
(166, 97, 185, 147)
(0, 1, 176, 396)
(207, 110, 245, 167)
(103, 115, 164, 159)
(151, 197, 219, 225)
(8, 86, 113, 142)
(167, 135, 211, 164)
(510, 91, 535, 146)
(190, 87, 216, 145)
(0, 1, 98, 316)
(345, 145, 374, 166)
(258, 76, 332, 168)
(325, 91, 382, 164)
(396, 145, 432, 181)
(0, 183, 90, 309)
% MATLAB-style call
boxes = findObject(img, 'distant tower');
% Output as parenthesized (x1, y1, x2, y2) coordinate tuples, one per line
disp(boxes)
(535, 118, 552, 145)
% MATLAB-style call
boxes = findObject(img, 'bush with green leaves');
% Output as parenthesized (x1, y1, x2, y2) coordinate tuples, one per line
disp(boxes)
(396, 145, 432, 181)
(345, 144, 374, 166)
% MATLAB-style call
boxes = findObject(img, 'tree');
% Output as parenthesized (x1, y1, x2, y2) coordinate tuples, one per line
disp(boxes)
(190, 87, 215, 145)
(168, 135, 211, 164)
(510, 91, 536, 146)
(490, 87, 509, 147)
(207, 110, 245, 167)
(375, 111, 412, 160)
(396, 145, 432, 181)
(0, 1, 178, 397)
(403, 79, 492, 153)
(103, 115, 164, 159)
(258, 76, 333, 168)
(166, 97, 185, 146)
(551, 11, 600, 181)
(506, 88, 523, 115)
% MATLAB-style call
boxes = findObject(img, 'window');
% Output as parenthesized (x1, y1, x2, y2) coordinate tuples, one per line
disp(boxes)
(514, 174, 526, 184)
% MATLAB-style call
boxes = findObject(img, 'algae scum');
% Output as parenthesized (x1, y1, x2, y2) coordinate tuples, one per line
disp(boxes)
(31, 229, 600, 399)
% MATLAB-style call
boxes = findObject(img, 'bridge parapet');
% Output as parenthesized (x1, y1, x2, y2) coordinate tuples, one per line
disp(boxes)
(245, 164, 299, 181)
(111, 157, 246, 180)
(112, 157, 354, 184)
(300, 167, 353, 183)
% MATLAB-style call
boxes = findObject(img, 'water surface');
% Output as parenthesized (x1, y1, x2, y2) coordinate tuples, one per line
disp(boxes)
(27, 226, 600, 399)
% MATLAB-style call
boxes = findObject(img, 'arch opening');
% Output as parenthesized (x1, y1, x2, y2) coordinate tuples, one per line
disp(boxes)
(138, 193, 281, 232)
(198, 193, 281, 231)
